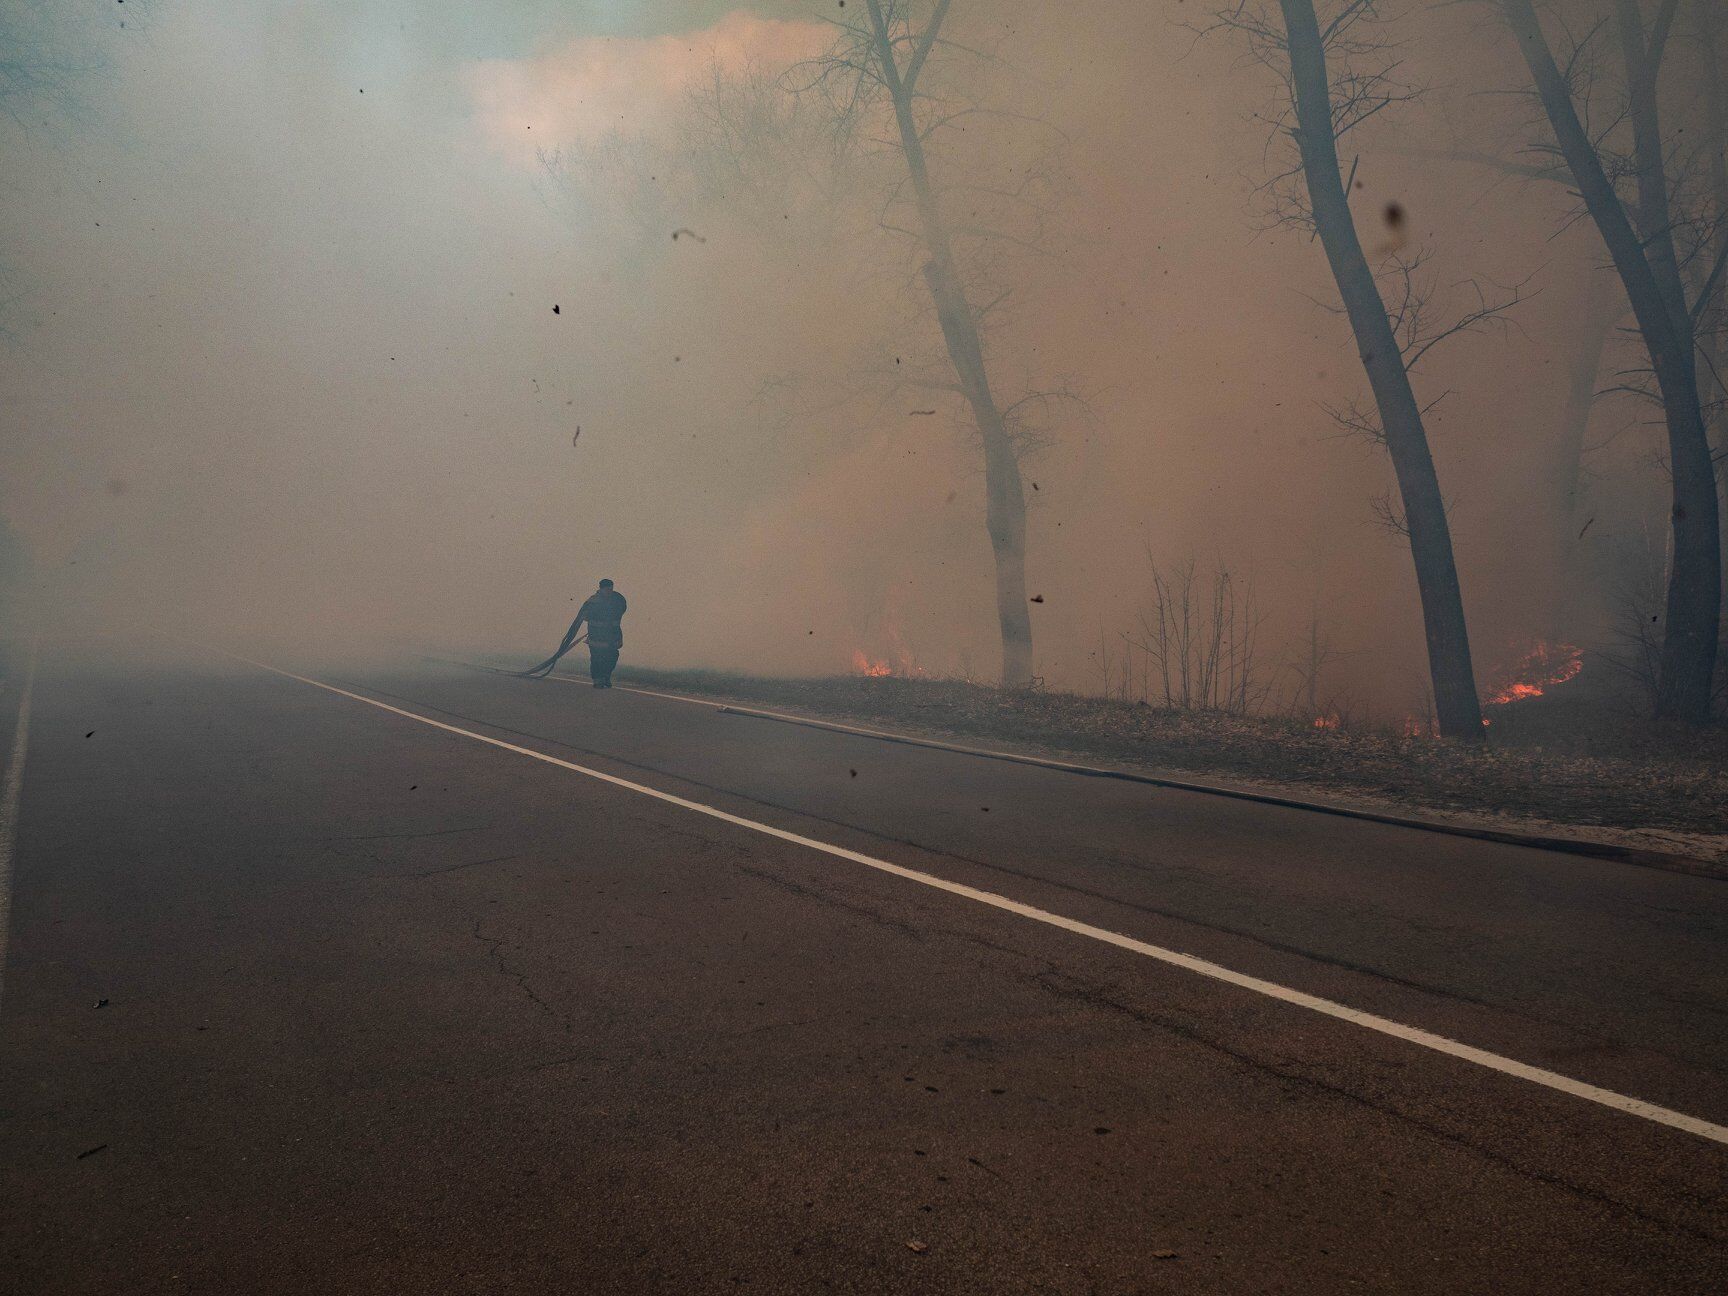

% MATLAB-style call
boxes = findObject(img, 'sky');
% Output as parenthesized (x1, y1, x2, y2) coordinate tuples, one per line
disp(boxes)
(0, 0, 1675, 713)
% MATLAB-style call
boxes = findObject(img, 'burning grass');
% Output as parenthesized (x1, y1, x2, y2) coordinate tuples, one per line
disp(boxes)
(616, 665, 1728, 848)
(1482, 640, 1584, 708)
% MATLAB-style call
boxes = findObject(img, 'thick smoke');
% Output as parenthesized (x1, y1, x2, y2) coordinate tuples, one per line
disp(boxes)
(0, 1, 1679, 712)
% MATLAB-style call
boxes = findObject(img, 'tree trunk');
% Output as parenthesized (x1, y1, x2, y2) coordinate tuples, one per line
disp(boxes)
(1551, 273, 1619, 637)
(1697, 0, 1728, 614)
(1278, 0, 1485, 740)
(864, 0, 1034, 688)
(1500, 0, 1719, 722)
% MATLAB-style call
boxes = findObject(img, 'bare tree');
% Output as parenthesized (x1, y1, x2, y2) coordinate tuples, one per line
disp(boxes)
(1129, 555, 1272, 714)
(1212, 0, 1490, 740)
(1288, 607, 1346, 721)
(550, 4, 1070, 688)
(796, 0, 1046, 687)
(1383, 122, 1631, 637)
(1694, 0, 1728, 589)
(1550, 270, 1623, 629)
(1497, 0, 1722, 721)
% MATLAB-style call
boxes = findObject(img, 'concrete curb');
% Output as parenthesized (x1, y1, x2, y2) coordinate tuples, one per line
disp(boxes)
(438, 658, 1725, 882)
(701, 700, 1727, 882)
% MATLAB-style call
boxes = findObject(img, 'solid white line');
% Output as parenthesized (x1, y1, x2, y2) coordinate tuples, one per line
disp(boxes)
(605, 681, 1256, 782)
(0, 643, 39, 1011)
(244, 653, 1728, 1147)
(610, 681, 1148, 775)
(614, 684, 727, 708)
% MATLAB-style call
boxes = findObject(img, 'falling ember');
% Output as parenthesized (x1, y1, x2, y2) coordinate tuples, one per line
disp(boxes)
(1484, 641, 1583, 707)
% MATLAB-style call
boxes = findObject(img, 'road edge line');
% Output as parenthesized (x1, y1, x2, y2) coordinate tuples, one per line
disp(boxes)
(598, 682, 1722, 881)
(250, 651, 1728, 1148)
(436, 657, 1723, 880)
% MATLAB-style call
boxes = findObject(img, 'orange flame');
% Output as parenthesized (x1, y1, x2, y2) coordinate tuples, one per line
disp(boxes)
(851, 649, 894, 678)
(1312, 714, 1339, 730)
(850, 593, 926, 679)
(1484, 641, 1583, 707)
(1397, 715, 1438, 738)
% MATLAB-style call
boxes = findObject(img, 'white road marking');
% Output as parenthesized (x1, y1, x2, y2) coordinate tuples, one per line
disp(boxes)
(618, 684, 735, 708)
(630, 687, 1105, 760)
(596, 681, 1700, 872)
(244, 654, 1728, 1148)
(0, 643, 39, 1010)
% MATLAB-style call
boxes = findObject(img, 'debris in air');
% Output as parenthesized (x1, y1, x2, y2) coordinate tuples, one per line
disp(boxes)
(1375, 201, 1410, 254)
(552, 304, 560, 314)
(77, 1145, 108, 1160)
(671, 228, 707, 243)
(1030, 595, 1044, 603)
(909, 409, 936, 416)
(906, 1241, 928, 1254)
(94, 999, 109, 1009)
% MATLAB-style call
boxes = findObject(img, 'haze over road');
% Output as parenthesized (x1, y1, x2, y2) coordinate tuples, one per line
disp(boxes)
(3, 642, 1726, 1293)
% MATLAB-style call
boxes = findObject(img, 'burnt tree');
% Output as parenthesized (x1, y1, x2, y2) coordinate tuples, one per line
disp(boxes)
(824, 0, 1038, 687)
(1499, 0, 1722, 721)
(1220, 0, 1488, 739)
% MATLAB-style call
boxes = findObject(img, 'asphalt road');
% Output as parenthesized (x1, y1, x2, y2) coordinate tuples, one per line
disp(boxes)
(3, 641, 1727, 1294)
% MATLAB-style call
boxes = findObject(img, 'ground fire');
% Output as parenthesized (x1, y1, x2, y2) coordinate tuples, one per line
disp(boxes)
(850, 649, 894, 678)
(1483, 641, 1584, 707)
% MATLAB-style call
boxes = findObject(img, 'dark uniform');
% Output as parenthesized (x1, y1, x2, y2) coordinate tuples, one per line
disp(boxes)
(575, 584, 627, 687)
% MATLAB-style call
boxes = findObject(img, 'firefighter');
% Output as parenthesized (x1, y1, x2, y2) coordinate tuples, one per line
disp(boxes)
(517, 578, 627, 685)
(574, 578, 627, 688)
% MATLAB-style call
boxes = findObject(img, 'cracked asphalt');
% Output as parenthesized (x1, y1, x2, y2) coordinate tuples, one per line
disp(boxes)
(2, 643, 1727, 1293)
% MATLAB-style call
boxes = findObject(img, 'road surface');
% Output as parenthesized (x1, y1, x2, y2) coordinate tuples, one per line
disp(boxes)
(2, 641, 1726, 1293)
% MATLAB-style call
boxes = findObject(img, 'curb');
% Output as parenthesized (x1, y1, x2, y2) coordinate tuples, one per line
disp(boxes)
(698, 701, 1725, 882)
(439, 658, 1725, 882)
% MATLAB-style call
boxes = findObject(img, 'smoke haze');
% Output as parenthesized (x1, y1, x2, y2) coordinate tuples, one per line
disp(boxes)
(0, 0, 1683, 711)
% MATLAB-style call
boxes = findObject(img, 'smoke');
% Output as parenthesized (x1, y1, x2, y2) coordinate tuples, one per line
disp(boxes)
(0, 1, 1681, 709)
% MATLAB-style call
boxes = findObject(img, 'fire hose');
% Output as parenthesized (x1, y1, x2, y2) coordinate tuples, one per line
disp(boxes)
(513, 633, 586, 679)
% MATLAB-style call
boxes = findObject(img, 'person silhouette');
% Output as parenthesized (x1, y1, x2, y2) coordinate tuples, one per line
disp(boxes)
(575, 578, 626, 688)
(518, 579, 627, 686)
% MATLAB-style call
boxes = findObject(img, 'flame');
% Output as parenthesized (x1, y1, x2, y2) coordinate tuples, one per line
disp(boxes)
(1312, 714, 1339, 730)
(851, 649, 894, 678)
(1484, 641, 1583, 707)
(1397, 715, 1438, 738)
(849, 591, 926, 679)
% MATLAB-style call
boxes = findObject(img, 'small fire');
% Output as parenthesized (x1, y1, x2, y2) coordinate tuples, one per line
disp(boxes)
(1484, 641, 1583, 707)
(1397, 715, 1438, 739)
(849, 595, 926, 679)
(851, 649, 894, 678)
(1312, 714, 1339, 730)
